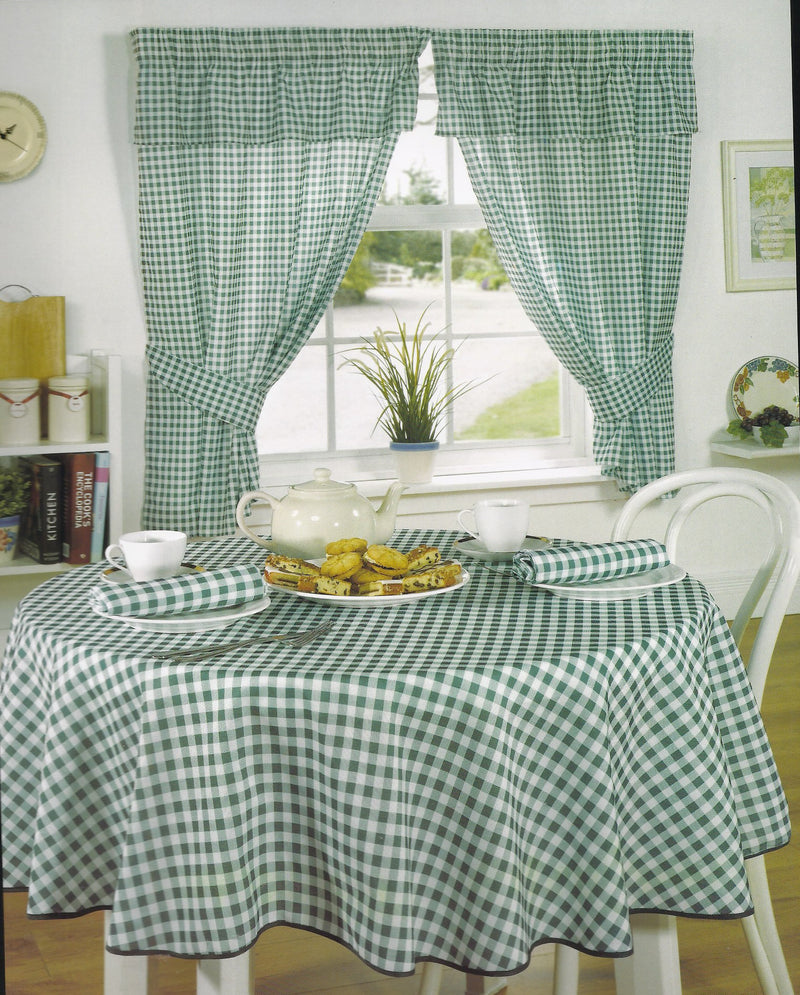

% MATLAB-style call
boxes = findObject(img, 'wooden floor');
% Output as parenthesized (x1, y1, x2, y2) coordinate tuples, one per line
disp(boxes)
(3, 616, 798, 995)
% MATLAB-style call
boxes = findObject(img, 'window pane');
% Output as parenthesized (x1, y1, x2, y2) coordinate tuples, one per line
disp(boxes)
(452, 337, 561, 442)
(335, 285, 446, 341)
(256, 347, 327, 454)
(452, 142, 478, 206)
(382, 108, 445, 205)
(451, 230, 536, 334)
(334, 365, 385, 450)
(335, 229, 446, 337)
(419, 41, 436, 95)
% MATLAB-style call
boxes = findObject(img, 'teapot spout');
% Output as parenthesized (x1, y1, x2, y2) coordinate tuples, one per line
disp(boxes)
(373, 480, 407, 545)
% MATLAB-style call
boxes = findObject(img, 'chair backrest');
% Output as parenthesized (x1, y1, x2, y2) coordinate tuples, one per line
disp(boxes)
(611, 467, 800, 706)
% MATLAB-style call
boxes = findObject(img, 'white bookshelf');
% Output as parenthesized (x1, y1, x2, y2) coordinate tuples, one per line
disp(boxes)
(0, 351, 122, 579)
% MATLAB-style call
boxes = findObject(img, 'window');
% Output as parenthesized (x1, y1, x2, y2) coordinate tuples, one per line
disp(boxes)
(256, 44, 589, 483)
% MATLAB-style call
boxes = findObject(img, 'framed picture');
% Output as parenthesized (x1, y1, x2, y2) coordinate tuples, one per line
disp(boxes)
(721, 140, 795, 292)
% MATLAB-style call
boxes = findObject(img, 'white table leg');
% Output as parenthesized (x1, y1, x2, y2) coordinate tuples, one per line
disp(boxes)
(553, 944, 580, 995)
(103, 912, 155, 995)
(196, 951, 255, 995)
(417, 964, 508, 995)
(419, 962, 444, 995)
(614, 914, 681, 995)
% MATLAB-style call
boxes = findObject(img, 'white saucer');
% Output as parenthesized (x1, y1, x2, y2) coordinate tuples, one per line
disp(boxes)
(454, 536, 551, 563)
(101, 563, 204, 585)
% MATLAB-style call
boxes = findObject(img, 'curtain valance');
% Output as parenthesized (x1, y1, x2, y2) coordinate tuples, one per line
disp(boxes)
(131, 27, 428, 144)
(431, 29, 697, 139)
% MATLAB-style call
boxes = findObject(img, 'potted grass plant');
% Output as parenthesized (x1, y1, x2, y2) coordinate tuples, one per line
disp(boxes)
(340, 304, 482, 483)
(0, 461, 30, 564)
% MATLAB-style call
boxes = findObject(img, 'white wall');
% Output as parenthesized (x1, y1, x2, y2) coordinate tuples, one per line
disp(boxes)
(1, 0, 797, 619)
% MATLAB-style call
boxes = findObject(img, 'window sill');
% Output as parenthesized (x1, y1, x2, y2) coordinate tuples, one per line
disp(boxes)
(250, 461, 624, 533)
(358, 462, 622, 508)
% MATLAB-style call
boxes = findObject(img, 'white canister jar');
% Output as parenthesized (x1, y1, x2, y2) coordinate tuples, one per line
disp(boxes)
(48, 375, 91, 443)
(0, 377, 41, 445)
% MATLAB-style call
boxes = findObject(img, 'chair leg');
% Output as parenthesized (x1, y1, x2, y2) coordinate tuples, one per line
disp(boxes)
(103, 912, 155, 995)
(614, 914, 681, 995)
(419, 962, 445, 995)
(742, 917, 781, 995)
(196, 951, 255, 995)
(744, 855, 793, 995)
(553, 944, 580, 995)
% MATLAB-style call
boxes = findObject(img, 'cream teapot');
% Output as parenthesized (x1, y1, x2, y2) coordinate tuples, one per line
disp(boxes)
(236, 468, 406, 560)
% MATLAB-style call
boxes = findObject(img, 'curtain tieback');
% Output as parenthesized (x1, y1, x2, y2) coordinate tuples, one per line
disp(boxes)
(146, 345, 266, 434)
(584, 344, 672, 422)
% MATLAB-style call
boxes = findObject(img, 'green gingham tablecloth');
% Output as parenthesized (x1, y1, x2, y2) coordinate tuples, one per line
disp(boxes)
(0, 531, 790, 976)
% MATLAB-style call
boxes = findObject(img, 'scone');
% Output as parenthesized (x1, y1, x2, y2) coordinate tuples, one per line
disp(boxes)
(363, 544, 409, 578)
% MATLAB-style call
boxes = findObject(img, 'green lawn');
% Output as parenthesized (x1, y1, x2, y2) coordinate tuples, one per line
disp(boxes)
(457, 372, 560, 440)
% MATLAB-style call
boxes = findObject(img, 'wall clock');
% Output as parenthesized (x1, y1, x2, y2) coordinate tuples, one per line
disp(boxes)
(0, 92, 47, 182)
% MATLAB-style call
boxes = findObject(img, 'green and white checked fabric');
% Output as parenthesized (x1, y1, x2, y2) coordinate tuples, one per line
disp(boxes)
(432, 30, 697, 493)
(89, 564, 265, 617)
(131, 28, 427, 536)
(132, 27, 425, 144)
(512, 539, 669, 586)
(1, 531, 789, 976)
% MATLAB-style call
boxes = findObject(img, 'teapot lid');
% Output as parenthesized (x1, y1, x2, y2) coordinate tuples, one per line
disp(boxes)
(291, 467, 354, 495)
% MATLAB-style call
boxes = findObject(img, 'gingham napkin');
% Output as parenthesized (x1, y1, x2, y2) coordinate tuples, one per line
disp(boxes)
(89, 564, 267, 617)
(512, 539, 670, 586)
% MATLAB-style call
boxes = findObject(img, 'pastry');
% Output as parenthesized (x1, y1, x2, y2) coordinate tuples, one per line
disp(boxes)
(351, 567, 388, 586)
(320, 550, 363, 579)
(313, 575, 355, 596)
(326, 537, 368, 556)
(358, 578, 405, 597)
(406, 544, 441, 572)
(401, 561, 462, 593)
(265, 569, 303, 589)
(363, 544, 409, 578)
(264, 554, 320, 576)
(266, 540, 461, 598)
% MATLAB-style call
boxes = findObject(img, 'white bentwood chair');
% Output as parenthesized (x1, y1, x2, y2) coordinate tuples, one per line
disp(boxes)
(420, 467, 800, 995)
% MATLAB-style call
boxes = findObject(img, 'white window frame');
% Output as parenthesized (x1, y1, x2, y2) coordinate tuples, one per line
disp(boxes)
(257, 81, 593, 488)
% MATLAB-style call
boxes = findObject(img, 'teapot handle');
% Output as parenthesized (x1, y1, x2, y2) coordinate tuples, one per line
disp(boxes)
(236, 490, 279, 549)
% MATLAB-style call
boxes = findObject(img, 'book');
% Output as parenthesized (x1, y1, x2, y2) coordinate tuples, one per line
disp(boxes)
(57, 452, 95, 565)
(90, 452, 111, 563)
(18, 455, 62, 564)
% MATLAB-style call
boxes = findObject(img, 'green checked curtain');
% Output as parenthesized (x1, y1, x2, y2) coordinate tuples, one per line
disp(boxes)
(432, 29, 698, 492)
(131, 27, 427, 535)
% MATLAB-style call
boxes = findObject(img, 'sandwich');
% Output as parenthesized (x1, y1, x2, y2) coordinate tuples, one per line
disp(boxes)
(264, 553, 320, 589)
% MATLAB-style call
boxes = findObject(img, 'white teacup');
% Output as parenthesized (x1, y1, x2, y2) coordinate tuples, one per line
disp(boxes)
(457, 499, 529, 553)
(105, 530, 187, 582)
